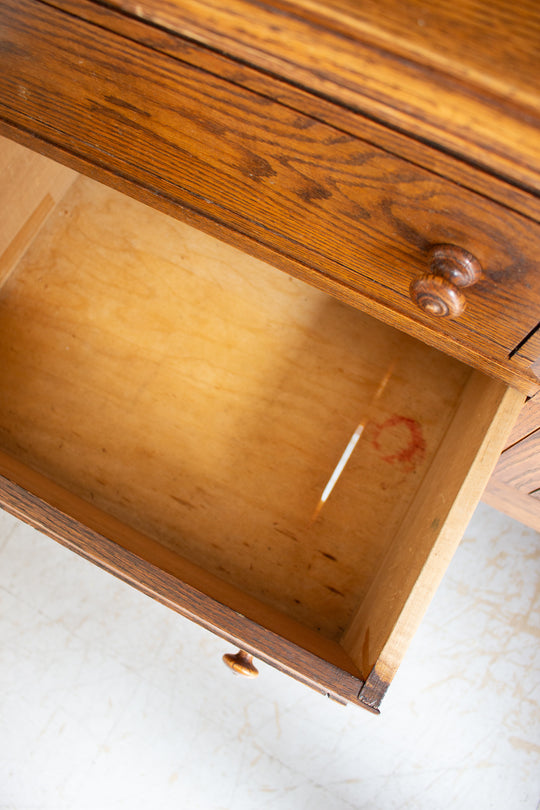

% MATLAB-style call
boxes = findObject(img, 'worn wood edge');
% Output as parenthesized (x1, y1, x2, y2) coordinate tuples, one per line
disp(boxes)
(0, 451, 366, 703)
(43, 0, 540, 221)
(94, 0, 540, 192)
(341, 374, 525, 708)
(482, 478, 540, 535)
(1, 120, 537, 398)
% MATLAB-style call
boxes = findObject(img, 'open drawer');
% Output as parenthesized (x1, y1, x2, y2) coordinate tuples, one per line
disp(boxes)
(0, 141, 524, 712)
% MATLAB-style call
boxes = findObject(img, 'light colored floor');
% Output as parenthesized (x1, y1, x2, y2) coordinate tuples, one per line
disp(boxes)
(0, 502, 538, 810)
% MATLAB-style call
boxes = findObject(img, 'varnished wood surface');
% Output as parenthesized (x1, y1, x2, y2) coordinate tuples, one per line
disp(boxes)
(1, 1, 539, 393)
(103, 0, 540, 191)
(503, 395, 540, 450)
(268, 0, 540, 109)
(0, 174, 472, 640)
(512, 326, 540, 386)
(43, 0, 540, 221)
(491, 430, 540, 494)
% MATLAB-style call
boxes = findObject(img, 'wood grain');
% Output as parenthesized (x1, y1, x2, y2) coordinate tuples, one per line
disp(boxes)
(103, 0, 540, 191)
(342, 374, 524, 701)
(490, 430, 540, 494)
(503, 395, 540, 450)
(1, 0, 539, 393)
(269, 0, 540, 109)
(44, 0, 540, 220)
(0, 174, 471, 640)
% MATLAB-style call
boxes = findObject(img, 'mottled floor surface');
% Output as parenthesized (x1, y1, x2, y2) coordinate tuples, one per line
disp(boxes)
(0, 502, 538, 810)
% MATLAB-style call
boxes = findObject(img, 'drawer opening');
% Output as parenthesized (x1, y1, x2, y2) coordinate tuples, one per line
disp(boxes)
(0, 141, 523, 700)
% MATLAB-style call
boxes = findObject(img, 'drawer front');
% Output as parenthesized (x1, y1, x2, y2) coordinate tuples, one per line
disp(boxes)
(1, 0, 539, 387)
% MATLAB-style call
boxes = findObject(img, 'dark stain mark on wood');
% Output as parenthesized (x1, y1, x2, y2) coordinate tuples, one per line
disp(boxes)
(274, 526, 298, 541)
(170, 494, 196, 509)
(326, 584, 345, 596)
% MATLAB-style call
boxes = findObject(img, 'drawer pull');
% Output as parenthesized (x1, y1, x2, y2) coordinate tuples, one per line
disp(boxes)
(410, 244, 482, 318)
(222, 649, 259, 678)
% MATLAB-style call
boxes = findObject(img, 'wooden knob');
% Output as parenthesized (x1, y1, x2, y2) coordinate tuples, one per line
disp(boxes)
(410, 274, 466, 318)
(410, 244, 482, 319)
(222, 649, 259, 678)
(428, 244, 481, 287)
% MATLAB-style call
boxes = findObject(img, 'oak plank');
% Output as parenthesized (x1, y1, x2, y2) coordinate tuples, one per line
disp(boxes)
(105, 0, 540, 191)
(3, 122, 538, 398)
(45, 0, 540, 220)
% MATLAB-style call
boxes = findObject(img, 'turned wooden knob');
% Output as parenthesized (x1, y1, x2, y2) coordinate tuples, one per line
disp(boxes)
(410, 274, 466, 318)
(410, 244, 482, 319)
(222, 649, 259, 678)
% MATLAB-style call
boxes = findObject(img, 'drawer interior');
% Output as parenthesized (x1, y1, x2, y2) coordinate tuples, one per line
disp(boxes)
(0, 139, 523, 698)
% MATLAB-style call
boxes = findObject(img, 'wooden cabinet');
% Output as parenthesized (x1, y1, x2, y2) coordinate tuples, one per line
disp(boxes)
(0, 0, 538, 711)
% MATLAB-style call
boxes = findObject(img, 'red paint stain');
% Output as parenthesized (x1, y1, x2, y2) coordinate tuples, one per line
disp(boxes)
(369, 415, 426, 471)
